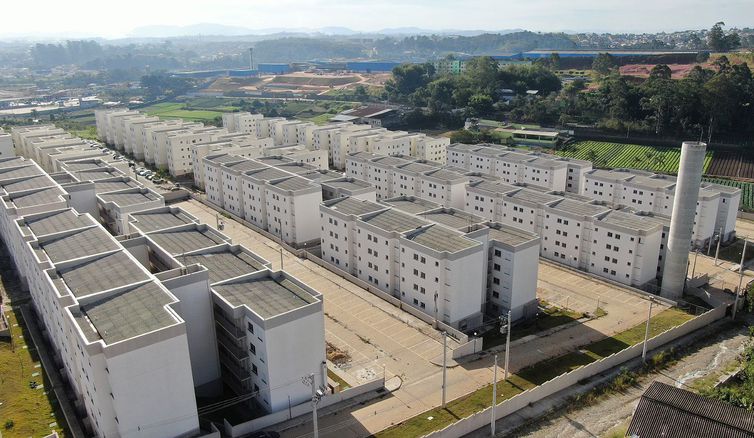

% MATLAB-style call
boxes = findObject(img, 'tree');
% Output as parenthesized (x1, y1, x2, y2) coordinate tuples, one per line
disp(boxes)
(649, 64, 672, 81)
(467, 94, 494, 116)
(592, 53, 616, 76)
(707, 22, 741, 52)
(385, 63, 435, 97)
(353, 85, 369, 101)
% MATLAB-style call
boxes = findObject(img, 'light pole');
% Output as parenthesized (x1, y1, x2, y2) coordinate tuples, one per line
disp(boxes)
(302, 373, 323, 438)
(491, 354, 498, 436)
(280, 247, 284, 270)
(504, 310, 511, 381)
(691, 250, 699, 279)
(642, 299, 654, 362)
(715, 227, 723, 265)
(441, 331, 448, 408)
(734, 238, 748, 320)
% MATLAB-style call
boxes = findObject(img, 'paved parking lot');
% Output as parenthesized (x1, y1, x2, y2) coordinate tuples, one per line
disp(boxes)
(176, 199, 673, 437)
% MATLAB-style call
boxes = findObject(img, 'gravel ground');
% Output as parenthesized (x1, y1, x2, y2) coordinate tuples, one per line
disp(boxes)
(511, 319, 751, 438)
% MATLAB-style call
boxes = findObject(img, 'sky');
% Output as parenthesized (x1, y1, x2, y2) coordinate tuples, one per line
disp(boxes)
(2, 0, 753, 38)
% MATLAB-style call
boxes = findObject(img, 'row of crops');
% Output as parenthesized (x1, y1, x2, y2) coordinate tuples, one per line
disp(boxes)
(556, 141, 714, 175)
(702, 177, 754, 211)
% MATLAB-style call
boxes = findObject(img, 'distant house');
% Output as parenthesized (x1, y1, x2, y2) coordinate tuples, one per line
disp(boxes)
(627, 381, 754, 438)
(331, 105, 400, 128)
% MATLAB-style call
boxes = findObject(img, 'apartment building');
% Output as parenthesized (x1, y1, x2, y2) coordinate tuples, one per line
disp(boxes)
(346, 154, 415, 200)
(391, 160, 442, 199)
(419, 168, 469, 209)
(589, 210, 663, 286)
(320, 177, 377, 201)
(272, 120, 313, 146)
(97, 188, 165, 235)
(0, 164, 201, 437)
(410, 134, 450, 164)
(133, 120, 184, 161)
(164, 127, 229, 177)
(0, 130, 13, 157)
(122, 115, 160, 155)
(264, 145, 328, 169)
(240, 166, 295, 230)
(144, 121, 200, 166)
(222, 111, 264, 133)
(556, 157, 593, 193)
(583, 168, 740, 246)
(265, 176, 323, 245)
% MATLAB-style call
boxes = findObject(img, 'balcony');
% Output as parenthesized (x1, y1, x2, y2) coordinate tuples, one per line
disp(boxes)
(220, 358, 251, 383)
(215, 313, 245, 340)
(217, 331, 248, 363)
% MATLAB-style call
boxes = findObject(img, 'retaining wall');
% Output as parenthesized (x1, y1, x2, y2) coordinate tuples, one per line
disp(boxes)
(421, 305, 727, 438)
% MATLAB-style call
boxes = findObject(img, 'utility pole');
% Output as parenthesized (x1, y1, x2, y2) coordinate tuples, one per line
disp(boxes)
(280, 247, 284, 270)
(441, 331, 447, 408)
(504, 310, 511, 381)
(734, 238, 748, 320)
(642, 299, 654, 362)
(491, 354, 498, 436)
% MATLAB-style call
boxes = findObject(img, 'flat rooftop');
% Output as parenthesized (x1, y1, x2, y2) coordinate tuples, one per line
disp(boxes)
(321, 178, 372, 190)
(497, 152, 535, 163)
(9, 187, 66, 208)
(94, 180, 140, 194)
(598, 210, 662, 232)
(397, 161, 440, 174)
(324, 197, 385, 216)
(39, 227, 120, 263)
(74, 170, 121, 181)
(626, 175, 676, 190)
(404, 225, 478, 253)
(267, 176, 313, 191)
(224, 160, 268, 173)
(448, 143, 484, 152)
(148, 228, 226, 255)
(0, 157, 28, 169)
(487, 224, 539, 247)
(382, 197, 441, 215)
(0, 165, 44, 181)
(78, 282, 177, 344)
(0, 175, 55, 193)
(506, 188, 562, 205)
(371, 156, 413, 167)
(703, 182, 741, 195)
(129, 209, 197, 233)
(99, 191, 161, 206)
(550, 198, 611, 217)
(419, 209, 485, 231)
(24, 209, 93, 236)
(469, 180, 519, 194)
(256, 156, 293, 167)
(246, 167, 293, 182)
(213, 275, 317, 319)
(423, 168, 468, 181)
(206, 154, 244, 165)
(274, 162, 318, 174)
(361, 208, 429, 233)
(182, 250, 267, 284)
(56, 251, 150, 298)
(586, 169, 634, 181)
(301, 170, 344, 182)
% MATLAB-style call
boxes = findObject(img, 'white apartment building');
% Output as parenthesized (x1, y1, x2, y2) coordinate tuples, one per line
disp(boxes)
(319, 197, 388, 273)
(391, 160, 442, 199)
(211, 270, 326, 413)
(410, 134, 450, 164)
(222, 111, 264, 133)
(122, 115, 160, 155)
(466, 222, 540, 320)
(143, 121, 200, 166)
(264, 145, 328, 169)
(164, 127, 228, 177)
(583, 168, 740, 246)
(0, 130, 15, 157)
(265, 176, 323, 245)
(589, 210, 663, 286)
(272, 120, 313, 146)
(419, 168, 469, 209)
(219, 159, 270, 217)
(192, 138, 273, 189)
(320, 177, 377, 201)
(540, 198, 611, 269)
(240, 166, 295, 230)
(133, 120, 184, 161)
(556, 157, 593, 193)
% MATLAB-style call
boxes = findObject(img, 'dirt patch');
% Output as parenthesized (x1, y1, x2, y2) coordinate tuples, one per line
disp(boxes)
(326, 341, 351, 366)
(619, 63, 696, 79)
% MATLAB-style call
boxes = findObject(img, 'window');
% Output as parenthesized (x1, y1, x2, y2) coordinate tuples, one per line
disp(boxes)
(252, 364, 258, 375)
(249, 343, 256, 355)
(247, 322, 254, 334)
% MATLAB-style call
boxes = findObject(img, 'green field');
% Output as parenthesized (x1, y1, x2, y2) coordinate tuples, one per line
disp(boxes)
(703, 177, 754, 210)
(141, 102, 224, 122)
(1, 310, 68, 438)
(556, 140, 714, 174)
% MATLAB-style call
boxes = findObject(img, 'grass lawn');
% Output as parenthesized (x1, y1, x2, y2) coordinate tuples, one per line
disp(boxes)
(0, 310, 68, 437)
(483, 304, 585, 349)
(327, 369, 351, 391)
(376, 307, 694, 438)
(716, 238, 754, 266)
(141, 102, 223, 123)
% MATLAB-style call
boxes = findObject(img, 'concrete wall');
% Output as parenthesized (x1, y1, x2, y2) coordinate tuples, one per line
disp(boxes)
(225, 377, 385, 437)
(421, 304, 727, 438)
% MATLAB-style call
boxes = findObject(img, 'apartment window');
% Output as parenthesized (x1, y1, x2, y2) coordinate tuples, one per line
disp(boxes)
(252, 364, 258, 375)
(247, 322, 254, 334)
(249, 343, 256, 355)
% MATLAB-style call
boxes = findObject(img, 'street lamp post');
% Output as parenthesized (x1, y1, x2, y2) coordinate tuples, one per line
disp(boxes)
(642, 299, 654, 362)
